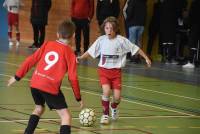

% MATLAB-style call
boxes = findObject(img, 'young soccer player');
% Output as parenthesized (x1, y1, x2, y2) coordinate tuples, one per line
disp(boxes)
(3, 0, 23, 46)
(7, 20, 83, 134)
(78, 17, 151, 124)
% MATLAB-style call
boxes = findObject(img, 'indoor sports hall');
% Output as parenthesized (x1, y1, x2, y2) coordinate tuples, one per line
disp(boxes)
(0, 0, 199, 134)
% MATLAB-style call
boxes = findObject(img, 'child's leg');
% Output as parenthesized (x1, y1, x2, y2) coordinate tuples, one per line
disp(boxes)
(56, 108, 71, 134)
(24, 105, 45, 134)
(8, 25, 12, 41)
(111, 89, 121, 109)
(102, 84, 111, 115)
(100, 84, 111, 124)
(110, 89, 121, 120)
(15, 24, 20, 42)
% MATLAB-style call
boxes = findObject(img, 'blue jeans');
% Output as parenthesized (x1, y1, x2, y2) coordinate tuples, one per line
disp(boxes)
(128, 26, 144, 47)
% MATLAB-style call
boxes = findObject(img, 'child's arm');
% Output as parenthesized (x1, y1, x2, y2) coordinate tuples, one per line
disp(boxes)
(79, 52, 90, 60)
(138, 49, 151, 67)
(7, 76, 16, 86)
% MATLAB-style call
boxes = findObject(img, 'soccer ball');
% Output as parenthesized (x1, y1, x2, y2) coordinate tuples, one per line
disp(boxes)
(79, 108, 96, 127)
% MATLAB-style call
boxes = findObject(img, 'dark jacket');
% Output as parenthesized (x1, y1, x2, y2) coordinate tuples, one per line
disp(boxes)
(159, 0, 187, 43)
(189, 0, 200, 25)
(96, 0, 120, 25)
(126, 0, 147, 27)
(30, 0, 51, 25)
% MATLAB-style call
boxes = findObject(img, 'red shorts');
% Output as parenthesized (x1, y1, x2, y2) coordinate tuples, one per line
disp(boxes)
(8, 12, 19, 26)
(98, 67, 122, 90)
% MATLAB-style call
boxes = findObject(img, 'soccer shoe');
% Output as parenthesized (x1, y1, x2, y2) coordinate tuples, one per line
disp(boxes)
(182, 62, 195, 69)
(16, 41, 20, 46)
(9, 41, 14, 46)
(28, 45, 37, 48)
(100, 115, 109, 124)
(110, 105, 118, 120)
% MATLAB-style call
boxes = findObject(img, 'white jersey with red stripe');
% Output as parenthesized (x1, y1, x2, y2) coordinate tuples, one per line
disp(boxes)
(87, 35, 139, 69)
(3, 0, 22, 14)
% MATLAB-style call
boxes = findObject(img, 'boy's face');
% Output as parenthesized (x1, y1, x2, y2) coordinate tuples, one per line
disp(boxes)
(104, 22, 116, 39)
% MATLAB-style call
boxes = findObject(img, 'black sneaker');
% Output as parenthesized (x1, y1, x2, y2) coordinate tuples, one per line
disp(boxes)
(28, 45, 36, 48)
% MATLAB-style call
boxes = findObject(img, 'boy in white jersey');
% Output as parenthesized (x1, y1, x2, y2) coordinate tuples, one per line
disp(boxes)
(78, 17, 151, 124)
(3, 0, 23, 46)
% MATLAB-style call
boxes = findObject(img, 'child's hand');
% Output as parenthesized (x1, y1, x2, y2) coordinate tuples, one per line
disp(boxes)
(79, 100, 84, 109)
(145, 58, 151, 67)
(7, 76, 16, 86)
(76, 56, 81, 63)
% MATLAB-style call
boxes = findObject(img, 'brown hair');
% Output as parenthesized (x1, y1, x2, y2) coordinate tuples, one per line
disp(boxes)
(57, 20, 75, 39)
(100, 16, 120, 35)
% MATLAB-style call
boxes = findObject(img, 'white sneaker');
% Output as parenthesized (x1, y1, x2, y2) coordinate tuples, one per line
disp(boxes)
(9, 41, 14, 46)
(110, 105, 118, 120)
(182, 62, 195, 69)
(100, 115, 109, 124)
(16, 41, 20, 46)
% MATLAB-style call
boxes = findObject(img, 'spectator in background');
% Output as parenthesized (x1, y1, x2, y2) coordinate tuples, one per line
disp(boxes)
(146, 0, 161, 61)
(159, 0, 187, 64)
(96, 0, 120, 27)
(123, 0, 130, 38)
(28, 0, 52, 48)
(182, 0, 200, 69)
(71, 0, 94, 56)
(126, 0, 147, 63)
(175, 9, 190, 64)
(3, 0, 23, 46)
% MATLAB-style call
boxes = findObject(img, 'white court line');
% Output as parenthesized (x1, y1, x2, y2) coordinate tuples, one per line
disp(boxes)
(0, 61, 199, 101)
(78, 76, 200, 101)
(62, 86, 196, 116)
(0, 75, 198, 116)
(0, 115, 199, 123)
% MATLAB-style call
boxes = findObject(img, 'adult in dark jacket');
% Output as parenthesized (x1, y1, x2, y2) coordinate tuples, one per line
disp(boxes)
(126, 0, 147, 63)
(29, 0, 51, 48)
(159, 0, 187, 63)
(126, 0, 147, 47)
(96, 0, 120, 26)
(183, 0, 200, 68)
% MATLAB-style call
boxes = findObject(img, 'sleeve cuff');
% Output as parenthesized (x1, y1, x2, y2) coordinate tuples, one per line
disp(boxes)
(14, 75, 21, 81)
(76, 98, 82, 102)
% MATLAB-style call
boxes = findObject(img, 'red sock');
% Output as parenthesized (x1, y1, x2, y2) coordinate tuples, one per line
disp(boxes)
(16, 32, 20, 41)
(111, 102, 119, 109)
(102, 99, 109, 115)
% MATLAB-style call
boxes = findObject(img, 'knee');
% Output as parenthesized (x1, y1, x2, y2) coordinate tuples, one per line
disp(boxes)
(33, 105, 45, 116)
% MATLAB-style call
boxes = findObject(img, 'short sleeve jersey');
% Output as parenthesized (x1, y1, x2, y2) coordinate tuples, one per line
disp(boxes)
(87, 35, 139, 69)
(3, 0, 22, 14)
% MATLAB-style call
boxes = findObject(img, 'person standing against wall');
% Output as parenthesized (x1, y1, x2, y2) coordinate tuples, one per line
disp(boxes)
(3, 0, 23, 46)
(71, 0, 94, 56)
(28, 0, 51, 48)
(126, 0, 147, 63)
(182, 0, 200, 68)
(96, 0, 120, 27)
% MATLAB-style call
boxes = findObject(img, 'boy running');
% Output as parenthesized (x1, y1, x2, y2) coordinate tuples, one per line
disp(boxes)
(7, 20, 83, 134)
